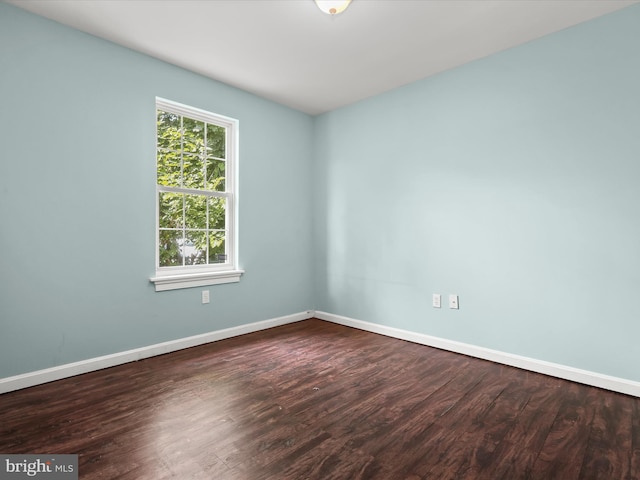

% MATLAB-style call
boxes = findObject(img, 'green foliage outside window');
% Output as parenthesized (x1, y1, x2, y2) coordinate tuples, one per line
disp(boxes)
(157, 110, 227, 267)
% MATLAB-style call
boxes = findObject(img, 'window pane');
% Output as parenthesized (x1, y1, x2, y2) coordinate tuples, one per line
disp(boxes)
(182, 154, 204, 189)
(157, 110, 181, 152)
(184, 231, 206, 265)
(208, 197, 226, 230)
(205, 158, 225, 192)
(159, 229, 182, 267)
(208, 231, 226, 264)
(185, 193, 207, 229)
(183, 117, 205, 155)
(157, 150, 181, 187)
(207, 124, 225, 159)
(155, 101, 237, 276)
(159, 192, 184, 228)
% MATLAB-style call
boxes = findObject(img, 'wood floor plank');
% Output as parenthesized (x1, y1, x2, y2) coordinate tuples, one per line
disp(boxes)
(578, 390, 634, 480)
(406, 363, 515, 479)
(449, 372, 537, 479)
(340, 358, 481, 465)
(274, 436, 385, 480)
(0, 319, 638, 480)
(473, 374, 566, 480)
(528, 382, 600, 480)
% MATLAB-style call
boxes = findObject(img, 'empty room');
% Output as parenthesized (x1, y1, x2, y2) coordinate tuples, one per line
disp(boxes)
(1, 1, 639, 478)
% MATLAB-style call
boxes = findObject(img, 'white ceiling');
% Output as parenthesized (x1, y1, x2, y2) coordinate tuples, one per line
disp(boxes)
(7, 0, 639, 115)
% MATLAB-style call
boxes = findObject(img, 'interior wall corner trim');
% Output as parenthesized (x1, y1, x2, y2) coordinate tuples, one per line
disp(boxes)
(314, 311, 640, 398)
(0, 310, 315, 394)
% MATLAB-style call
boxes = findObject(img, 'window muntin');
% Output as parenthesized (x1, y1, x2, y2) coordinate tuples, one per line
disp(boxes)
(154, 98, 239, 286)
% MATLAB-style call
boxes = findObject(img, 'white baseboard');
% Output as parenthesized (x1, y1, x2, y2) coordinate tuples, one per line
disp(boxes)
(4, 310, 639, 398)
(0, 311, 314, 394)
(315, 311, 640, 398)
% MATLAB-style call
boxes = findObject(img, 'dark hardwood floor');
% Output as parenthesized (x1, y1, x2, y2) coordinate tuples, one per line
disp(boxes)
(0, 319, 638, 479)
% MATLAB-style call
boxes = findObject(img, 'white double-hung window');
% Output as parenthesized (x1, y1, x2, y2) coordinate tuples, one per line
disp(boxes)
(150, 98, 242, 291)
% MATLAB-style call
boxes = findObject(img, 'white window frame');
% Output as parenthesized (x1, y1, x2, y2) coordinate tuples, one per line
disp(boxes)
(150, 98, 243, 291)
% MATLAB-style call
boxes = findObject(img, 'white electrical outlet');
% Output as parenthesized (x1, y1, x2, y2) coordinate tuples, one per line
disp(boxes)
(432, 293, 441, 308)
(449, 294, 459, 309)
(201, 290, 210, 304)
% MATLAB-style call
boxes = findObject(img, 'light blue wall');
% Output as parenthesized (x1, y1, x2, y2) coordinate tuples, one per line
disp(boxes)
(314, 5, 640, 382)
(0, 4, 314, 377)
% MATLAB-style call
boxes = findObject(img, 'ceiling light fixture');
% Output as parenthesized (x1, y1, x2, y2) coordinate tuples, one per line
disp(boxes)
(314, 0, 352, 15)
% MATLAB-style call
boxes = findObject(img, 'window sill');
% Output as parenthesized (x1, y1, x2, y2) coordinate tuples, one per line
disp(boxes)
(150, 269, 244, 292)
